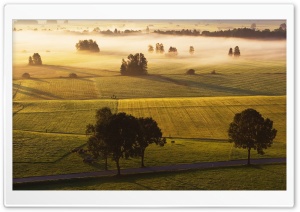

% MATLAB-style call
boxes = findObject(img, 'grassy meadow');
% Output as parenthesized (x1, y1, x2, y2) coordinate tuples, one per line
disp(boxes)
(12, 24, 287, 190)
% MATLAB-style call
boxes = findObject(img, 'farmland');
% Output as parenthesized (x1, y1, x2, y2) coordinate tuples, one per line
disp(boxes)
(13, 96, 286, 178)
(12, 22, 287, 190)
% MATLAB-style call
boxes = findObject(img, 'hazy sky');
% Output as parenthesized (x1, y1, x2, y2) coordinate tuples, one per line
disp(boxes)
(14, 19, 286, 32)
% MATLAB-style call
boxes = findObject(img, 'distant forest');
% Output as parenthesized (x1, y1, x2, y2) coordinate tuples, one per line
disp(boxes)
(154, 27, 286, 39)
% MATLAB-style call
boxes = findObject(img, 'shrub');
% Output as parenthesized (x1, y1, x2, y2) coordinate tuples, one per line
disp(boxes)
(69, 73, 78, 78)
(186, 69, 195, 75)
(22, 73, 30, 78)
(211, 70, 216, 74)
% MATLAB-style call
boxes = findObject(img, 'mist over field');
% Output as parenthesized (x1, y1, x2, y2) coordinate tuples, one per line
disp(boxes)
(13, 31, 286, 69)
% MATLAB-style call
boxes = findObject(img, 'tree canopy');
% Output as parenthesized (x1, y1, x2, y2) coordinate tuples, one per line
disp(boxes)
(148, 45, 154, 53)
(228, 108, 277, 165)
(233, 46, 241, 57)
(75, 39, 100, 52)
(120, 53, 148, 76)
(156, 43, 164, 53)
(228, 48, 233, 56)
(86, 108, 165, 174)
(189, 46, 195, 55)
(28, 53, 42, 65)
(136, 117, 166, 167)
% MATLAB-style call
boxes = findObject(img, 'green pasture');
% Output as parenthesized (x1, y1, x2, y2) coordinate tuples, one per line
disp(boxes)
(13, 56, 286, 101)
(13, 131, 286, 178)
(13, 96, 286, 142)
(14, 164, 286, 190)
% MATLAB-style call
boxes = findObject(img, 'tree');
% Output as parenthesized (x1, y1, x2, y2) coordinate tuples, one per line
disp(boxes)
(228, 108, 277, 165)
(189, 46, 195, 55)
(233, 46, 240, 57)
(86, 107, 113, 170)
(136, 117, 166, 167)
(22, 73, 30, 78)
(167, 46, 178, 57)
(228, 48, 233, 56)
(156, 43, 164, 53)
(148, 45, 154, 53)
(103, 113, 141, 175)
(120, 53, 148, 75)
(75, 39, 100, 52)
(186, 69, 195, 75)
(28, 56, 33, 65)
(69, 73, 77, 78)
(32, 53, 42, 65)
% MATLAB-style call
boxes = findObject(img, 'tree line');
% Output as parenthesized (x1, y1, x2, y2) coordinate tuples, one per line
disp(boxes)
(86, 107, 166, 175)
(154, 26, 286, 39)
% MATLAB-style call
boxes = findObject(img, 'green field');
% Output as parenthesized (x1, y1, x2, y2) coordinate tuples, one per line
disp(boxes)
(13, 96, 286, 178)
(14, 164, 286, 190)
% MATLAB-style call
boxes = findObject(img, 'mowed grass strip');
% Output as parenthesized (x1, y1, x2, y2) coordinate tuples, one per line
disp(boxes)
(118, 96, 286, 142)
(13, 99, 118, 134)
(14, 164, 286, 190)
(13, 130, 86, 163)
(13, 78, 99, 101)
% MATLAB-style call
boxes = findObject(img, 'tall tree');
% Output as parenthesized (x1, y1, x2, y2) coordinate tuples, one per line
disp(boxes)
(86, 107, 113, 170)
(120, 53, 148, 75)
(228, 48, 233, 56)
(233, 46, 241, 57)
(228, 108, 277, 165)
(103, 113, 140, 175)
(28, 56, 33, 65)
(136, 117, 166, 167)
(32, 53, 42, 65)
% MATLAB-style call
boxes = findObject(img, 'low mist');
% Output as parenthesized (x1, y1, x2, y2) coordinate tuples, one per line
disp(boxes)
(13, 31, 286, 68)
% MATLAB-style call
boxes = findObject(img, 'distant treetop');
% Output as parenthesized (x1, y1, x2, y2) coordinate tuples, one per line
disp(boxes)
(75, 39, 100, 52)
(28, 53, 42, 65)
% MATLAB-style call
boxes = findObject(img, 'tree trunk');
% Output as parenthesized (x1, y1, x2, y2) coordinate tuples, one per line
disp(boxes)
(105, 156, 108, 170)
(116, 159, 121, 176)
(141, 149, 145, 168)
(247, 148, 251, 165)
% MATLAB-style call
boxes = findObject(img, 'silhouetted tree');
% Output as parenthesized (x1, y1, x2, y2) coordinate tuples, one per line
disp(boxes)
(75, 39, 100, 52)
(186, 69, 195, 75)
(280, 23, 286, 31)
(156, 43, 164, 53)
(189, 46, 195, 55)
(28, 56, 33, 65)
(120, 53, 148, 75)
(228, 108, 277, 165)
(228, 48, 233, 56)
(103, 113, 141, 175)
(86, 107, 113, 170)
(167, 46, 178, 56)
(136, 117, 166, 167)
(148, 45, 154, 53)
(146, 26, 150, 33)
(234, 46, 240, 57)
(32, 53, 42, 65)
(22, 73, 30, 78)
(69, 73, 77, 78)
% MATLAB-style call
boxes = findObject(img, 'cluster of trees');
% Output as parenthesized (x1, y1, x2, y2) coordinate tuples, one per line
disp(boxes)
(228, 108, 277, 165)
(28, 53, 42, 65)
(93, 28, 142, 35)
(148, 45, 154, 53)
(120, 53, 148, 75)
(86, 107, 166, 175)
(156, 43, 164, 53)
(228, 46, 241, 57)
(202, 27, 286, 39)
(154, 29, 200, 36)
(75, 39, 100, 52)
(167, 46, 178, 56)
